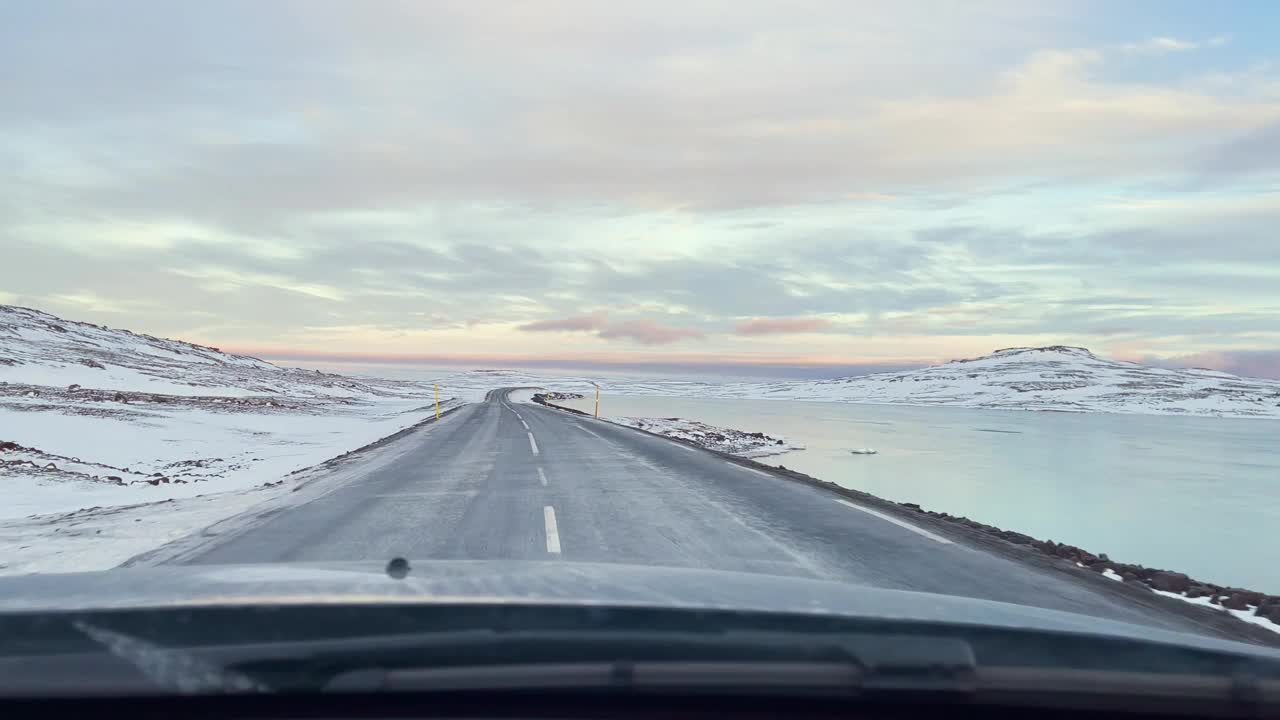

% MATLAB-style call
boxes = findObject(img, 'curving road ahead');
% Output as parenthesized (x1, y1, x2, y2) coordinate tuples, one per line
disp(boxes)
(183, 389, 1240, 637)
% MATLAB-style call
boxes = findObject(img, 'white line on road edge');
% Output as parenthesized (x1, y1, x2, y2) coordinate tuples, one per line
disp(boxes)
(528, 432, 540, 456)
(835, 499, 954, 545)
(520, 419, 530, 430)
(576, 425, 604, 439)
(543, 506, 562, 553)
(742, 467, 774, 478)
(537, 467, 548, 486)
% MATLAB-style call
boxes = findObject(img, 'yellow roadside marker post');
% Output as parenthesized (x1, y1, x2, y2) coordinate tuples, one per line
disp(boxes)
(594, 383, 600, 418)
(434, 384, 440, 420)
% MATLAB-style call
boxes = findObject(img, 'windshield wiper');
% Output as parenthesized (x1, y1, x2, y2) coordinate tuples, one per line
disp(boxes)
(217, 629, 976, 694)
(212, 628, 1280, 714)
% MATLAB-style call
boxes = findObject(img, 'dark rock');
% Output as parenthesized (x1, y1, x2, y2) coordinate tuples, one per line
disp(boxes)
(1150, 571, 1191, 593)
(1121, 572, 1140, 583)
(1226, 589, 1263, 606)
(67, 384, 81, 391)
(43, 463, 57, 471)
(105, 476, 123, 484)
(1185, 585, 1213, 598)
(901, 503, 922, 511)
(112, 392, 128, 403)
(1221, 593, 1251, 610)
(1088, 561, 1113, 572)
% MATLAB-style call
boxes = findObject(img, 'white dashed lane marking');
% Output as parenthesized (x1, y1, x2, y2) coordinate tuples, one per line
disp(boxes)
(543, 506, 562, 553)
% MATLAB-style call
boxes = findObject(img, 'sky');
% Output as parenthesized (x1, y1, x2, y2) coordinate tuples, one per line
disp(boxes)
(3, 1, 1280, 378)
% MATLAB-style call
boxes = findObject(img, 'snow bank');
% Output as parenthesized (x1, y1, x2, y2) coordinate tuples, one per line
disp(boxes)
(595, 416, 802, 458)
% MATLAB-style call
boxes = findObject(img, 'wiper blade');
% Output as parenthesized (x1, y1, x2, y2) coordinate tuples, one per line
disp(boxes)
(217, 629, 976, 694)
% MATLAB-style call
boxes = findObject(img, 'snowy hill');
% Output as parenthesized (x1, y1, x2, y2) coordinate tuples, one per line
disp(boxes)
(0, 304, 422, 399)
(612, 346, 1280, 419)
(0, 304, 467, 528)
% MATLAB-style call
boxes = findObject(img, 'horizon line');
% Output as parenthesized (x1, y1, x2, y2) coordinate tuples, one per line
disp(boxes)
(226, 346, 940, 377)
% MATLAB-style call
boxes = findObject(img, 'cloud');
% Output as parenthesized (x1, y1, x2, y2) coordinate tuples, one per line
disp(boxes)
(517, 310, 704, 345)
(518, 312, 608, 332)
(12, 2, 1268, 225)
(1143, 350, 1280, 380)
(597, 319, 705, 345)
(1121, 36, 1227, 55)
(4, 2, 1280, 367)
(735, 317, 832, 335)
(1200, 120, 1280, 176)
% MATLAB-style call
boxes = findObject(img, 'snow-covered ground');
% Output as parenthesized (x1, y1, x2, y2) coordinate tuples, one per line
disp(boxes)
(584, 346, 1280, 420)
(602, 417, 802, 458)
(0, 306, 469, 519)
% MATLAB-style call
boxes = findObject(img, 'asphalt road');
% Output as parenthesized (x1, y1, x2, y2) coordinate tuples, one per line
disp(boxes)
(185, 389, 1227, 634)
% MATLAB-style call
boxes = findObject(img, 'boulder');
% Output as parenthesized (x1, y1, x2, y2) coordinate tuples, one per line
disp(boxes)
(1185, 585, 1213, 598)
(1220, 593, 1251, 611)
(1121, 572, 1140, 583)
(1226, 589, 1264, 606)
(1149, 571, 1191, 593)
(67, 384, 80, 391)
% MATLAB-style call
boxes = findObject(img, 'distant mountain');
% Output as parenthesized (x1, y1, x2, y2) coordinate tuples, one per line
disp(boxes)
(739, 346, 1280, 419)
(0, 304, 421, 399)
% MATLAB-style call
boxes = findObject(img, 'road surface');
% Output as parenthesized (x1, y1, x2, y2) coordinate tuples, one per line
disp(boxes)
(184, 389, 1227, 635)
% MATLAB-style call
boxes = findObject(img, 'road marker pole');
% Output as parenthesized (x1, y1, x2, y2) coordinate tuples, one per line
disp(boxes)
(594, 384, 600, 418)
(434, 384, 440, 420)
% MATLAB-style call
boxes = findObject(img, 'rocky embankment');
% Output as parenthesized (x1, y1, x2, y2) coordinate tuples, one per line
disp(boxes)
(890, 502, 1280, 627)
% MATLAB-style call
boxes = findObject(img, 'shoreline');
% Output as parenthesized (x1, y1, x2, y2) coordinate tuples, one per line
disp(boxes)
(532, 393, 1280, 639)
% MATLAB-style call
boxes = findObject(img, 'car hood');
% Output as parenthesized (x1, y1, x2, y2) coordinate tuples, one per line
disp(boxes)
(0, 560, 1275, 659)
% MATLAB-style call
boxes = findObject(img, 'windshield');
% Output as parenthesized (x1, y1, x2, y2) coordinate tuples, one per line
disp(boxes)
(2, 0, 1280, 700)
